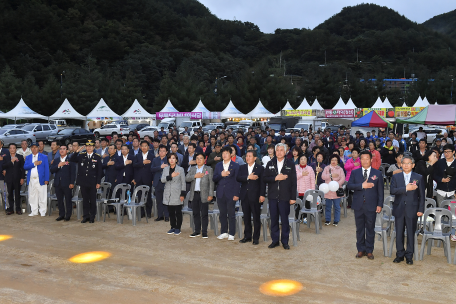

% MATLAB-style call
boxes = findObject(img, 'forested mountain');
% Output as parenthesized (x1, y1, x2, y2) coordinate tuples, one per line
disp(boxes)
(423, 9, 456, 40)
(0, 1, 455, 117)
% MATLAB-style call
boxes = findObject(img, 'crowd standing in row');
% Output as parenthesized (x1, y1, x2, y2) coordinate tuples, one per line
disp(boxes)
(1, 124, 455, 252)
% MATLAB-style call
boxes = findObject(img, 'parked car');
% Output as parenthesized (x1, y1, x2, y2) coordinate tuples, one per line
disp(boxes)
(20, 123, 57, 142)
(93, 124, 130, 138)
(178, 121, 202, 133)
(403, 126, 447, 145)
(0, 129, 35, 146)
(137, 126, 158, 139)
(128, 123, 149, 133)
(48, 128, 96, 146)
(1, 123, 29, 130)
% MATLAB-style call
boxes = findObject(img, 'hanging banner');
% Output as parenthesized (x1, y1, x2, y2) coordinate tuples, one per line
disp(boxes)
(355, 108, 395, 118)
(394, 107, 425, 118)
(281, 110, 313, 117)
(202, 112, 221, 119)
(324, 109, 354, 118)
(156, 112, 202, 119)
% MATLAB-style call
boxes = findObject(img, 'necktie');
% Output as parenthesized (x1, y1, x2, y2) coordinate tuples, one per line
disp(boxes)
(405, 174, 410, 185)
(363, 169, 368, 181)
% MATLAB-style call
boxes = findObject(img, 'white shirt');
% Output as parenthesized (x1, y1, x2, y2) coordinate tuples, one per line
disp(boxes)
(416, 131, 426, 140)
(277, 159, 284, 173)
(362, 166, 371, 180)
(59, 156, 67, 168)
(87, 153, 93, 159)
(101, 147, 107, 155)
(403, 171, 411, 186)
(31, 153, 39, 178)
(195, 165, 204, 191)
(123, 155, 128, 165)
(142, 152, 148, 161)
(223, 160, 230, 172)
(248, 163, 255, 175)
(117, 150, 121, 157)
(437, 158, 456, 197)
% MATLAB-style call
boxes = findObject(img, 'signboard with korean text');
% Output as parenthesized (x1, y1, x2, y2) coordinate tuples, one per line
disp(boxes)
(281, 110, 313, 117)
(394, 107, 425, 118)
(324, 109, 354, 118)
(355, 108, 395, 118)
(156, 112, 202, 119)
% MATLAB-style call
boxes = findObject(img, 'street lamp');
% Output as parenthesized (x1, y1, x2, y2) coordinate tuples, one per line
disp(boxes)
(214, 76, 227, 95)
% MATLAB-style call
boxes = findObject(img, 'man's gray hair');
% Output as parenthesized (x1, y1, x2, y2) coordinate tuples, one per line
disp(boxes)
(183, 135, 189, 140)
(275, 143, 287, 152)
(401, 155, 415, 164)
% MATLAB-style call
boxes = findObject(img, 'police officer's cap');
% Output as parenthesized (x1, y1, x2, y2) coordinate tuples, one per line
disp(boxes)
(85, 140, 95, 146)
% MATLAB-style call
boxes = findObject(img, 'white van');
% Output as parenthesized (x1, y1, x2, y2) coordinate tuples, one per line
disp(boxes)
(179, 121, 202, 132)
(50, 120, 67, 127)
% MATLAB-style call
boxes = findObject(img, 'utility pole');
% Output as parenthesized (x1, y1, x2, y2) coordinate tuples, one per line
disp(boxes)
(325, 50, 326, 66)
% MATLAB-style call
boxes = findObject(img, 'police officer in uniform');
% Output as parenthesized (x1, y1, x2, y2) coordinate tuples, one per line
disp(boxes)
(70, 140, 102, 223)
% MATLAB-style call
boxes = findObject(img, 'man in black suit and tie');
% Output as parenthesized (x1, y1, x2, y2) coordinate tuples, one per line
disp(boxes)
(347, 151, 384, 260)
(115, 144, 135, 187)
(390, 155, 425, 265)
(102, 144, 118, 188)
(263, 143, 297, 250)
(133, 140, 155, 218)
(236, 149, 265, 245)
(3, 144, 25, 215)
(50, 145, 77, 221)
(150, 145, 169, 221)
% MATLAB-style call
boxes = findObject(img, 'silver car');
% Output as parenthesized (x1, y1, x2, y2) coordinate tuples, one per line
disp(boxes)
(0, 129, 34, 146)
(137, 126, 158, 139)
(20, 123, 56, 142)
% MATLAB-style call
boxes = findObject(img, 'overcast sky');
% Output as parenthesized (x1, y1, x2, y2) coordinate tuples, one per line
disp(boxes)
(197, 0, 455, 33)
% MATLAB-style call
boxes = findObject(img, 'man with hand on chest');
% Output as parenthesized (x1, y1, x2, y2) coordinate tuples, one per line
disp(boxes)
(115, 145, 135, 189)
(70, 140, 102, 223)
(50, 145, 76, 221)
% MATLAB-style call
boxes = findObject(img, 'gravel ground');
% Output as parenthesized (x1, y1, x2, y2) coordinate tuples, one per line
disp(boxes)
(0, 187, 454, 303)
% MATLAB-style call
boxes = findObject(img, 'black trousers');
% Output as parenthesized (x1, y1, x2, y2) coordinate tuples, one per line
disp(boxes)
(80, 185, 97, 220)
(269, 199, 290, 245)
(192, 192, 208, 234)
(55, 184, 73, 218)
(241, 196, 261, 240)
(167, 205, 182, 230)
(6, 181, 21, 212)
(218, 195, 236, 236)
(354, 207, 377, 253)
(155, 183, 169, 218)
(395, 213, 418, 259)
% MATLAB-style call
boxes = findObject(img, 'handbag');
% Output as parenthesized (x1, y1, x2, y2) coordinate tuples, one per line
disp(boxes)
(330, 168, 345, 197)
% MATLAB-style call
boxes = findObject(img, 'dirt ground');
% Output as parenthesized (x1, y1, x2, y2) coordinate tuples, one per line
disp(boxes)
(0, 194, 454, 304)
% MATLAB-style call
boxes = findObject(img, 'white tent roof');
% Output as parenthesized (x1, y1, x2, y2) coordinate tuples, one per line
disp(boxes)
(86, 98, 121, 120)
(383, 97, 394, 108)
(220, 100, 247, 119)
(333, 97, 347, 109)
(346, 97, 357, 109)
(49, 98, 86, 120)
(421, 96, 430, 106)
(282, 101, 294, 111)
(296, 98, 311, 110)
(371, 97, 384, 108)
(121, 99, 154, 118)
(0, 98, 47, 120)
(412, 96, 427, 108)
(247, 100, 275, 118)
(159, 100, 178, 112)
(191, 100, 210, 114)
(402, 102, 407, 107)
(309, 98, 324, 110)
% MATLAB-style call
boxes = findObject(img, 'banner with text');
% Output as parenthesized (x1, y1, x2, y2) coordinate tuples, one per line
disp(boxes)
(281, 110, 313, 117)
(355, 108, 395, 118)
(325, 109, 354, 118)
(394, 107, 425, 118)
(156, 112, 202, 119)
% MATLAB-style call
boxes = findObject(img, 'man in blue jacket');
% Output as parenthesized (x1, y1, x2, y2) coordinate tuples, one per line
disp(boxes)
(24, 143, 50, 216)
(50, 145, 76, 221)
(347, 151, 384, 260)
(213, 146, 240, 241)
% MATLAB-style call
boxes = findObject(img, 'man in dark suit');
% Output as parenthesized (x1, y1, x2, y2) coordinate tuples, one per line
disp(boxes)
(181, 143, 197, 174)
(133, 140, 155, 218)
(263, 143, 297, 250)
(150, 145, 169, 221)
(0, 140, 10, 207)
(69, 140, 102, 223)
(115, 144, 135, 186)
(390, 155, 425, 265)
(3, 144, 25, 215)
(50, 145, 76, 221)
(236, 149, 265, 245)
(101, 144, 118, 188)
(213, 146, 240, 241)
(347, 150, 384, 260)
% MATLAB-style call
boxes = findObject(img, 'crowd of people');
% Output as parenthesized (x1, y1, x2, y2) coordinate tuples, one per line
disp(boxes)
(1, 123, 455, 253)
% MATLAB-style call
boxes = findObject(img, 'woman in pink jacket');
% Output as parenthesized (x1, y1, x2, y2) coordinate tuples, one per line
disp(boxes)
(343, 147, 361, 209)
(296, 155, 315, 224)
(321, 154, 345, 226)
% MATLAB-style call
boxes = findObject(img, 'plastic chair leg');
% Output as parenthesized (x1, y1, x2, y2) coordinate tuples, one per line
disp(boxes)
(389, 231, 395, 258)
(292, 224, 297, 246)
(420, 235, 427, 260)
(382, 231, 388, 256)
(445, 237, 451, 264)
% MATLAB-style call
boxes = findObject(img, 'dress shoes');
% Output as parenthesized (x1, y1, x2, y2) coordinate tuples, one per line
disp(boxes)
(89, 219, 94, 223)
(252, 240, 259, 245)
(16, 210, 22, 215)
(64, 217, 71, 222)
(393, 257, 404, 263)
(56, 216, 65, 221)
(81, 218, 89, 223)
(406, 258, 413, 265)
(367, 253, 374, 260)
(355, 251, 366, 258)
(164, 217, 169, 222)
(239, 237, 252, 243)
(6, 211, 13, 215)
(268, 241, 280, 249)
(154, 217, 164, 222)
(283, 244, 290, 250)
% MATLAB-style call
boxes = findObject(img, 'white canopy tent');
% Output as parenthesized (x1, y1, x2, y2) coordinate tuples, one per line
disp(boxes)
(49, 98, 86, 120)
(333, 97, 348, 109)
(121, 99, 154, 118)
(370, 97, 384, 108)
(158, 99, 179, 113)
(309, 98, 324, 110)
(247, 100, 275, 118)
(346, 97, 357, 109)
(86, 98, 121, 121)
(383, 97, 394, 108)
(220, 100, 247, 119)
(421, 96, 430, 106)
(412, 96, 428, 108)
(281, 101, 294, 111)
(296, 98, 311, 110)
(402, 102, 407, 107)
(0, 98, 47, 120)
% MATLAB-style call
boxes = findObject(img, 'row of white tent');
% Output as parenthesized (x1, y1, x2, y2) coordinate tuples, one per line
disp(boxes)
(0, 95, 433, 121)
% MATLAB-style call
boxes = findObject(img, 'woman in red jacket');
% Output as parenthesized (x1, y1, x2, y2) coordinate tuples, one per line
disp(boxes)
(368, 141, 382, 170)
